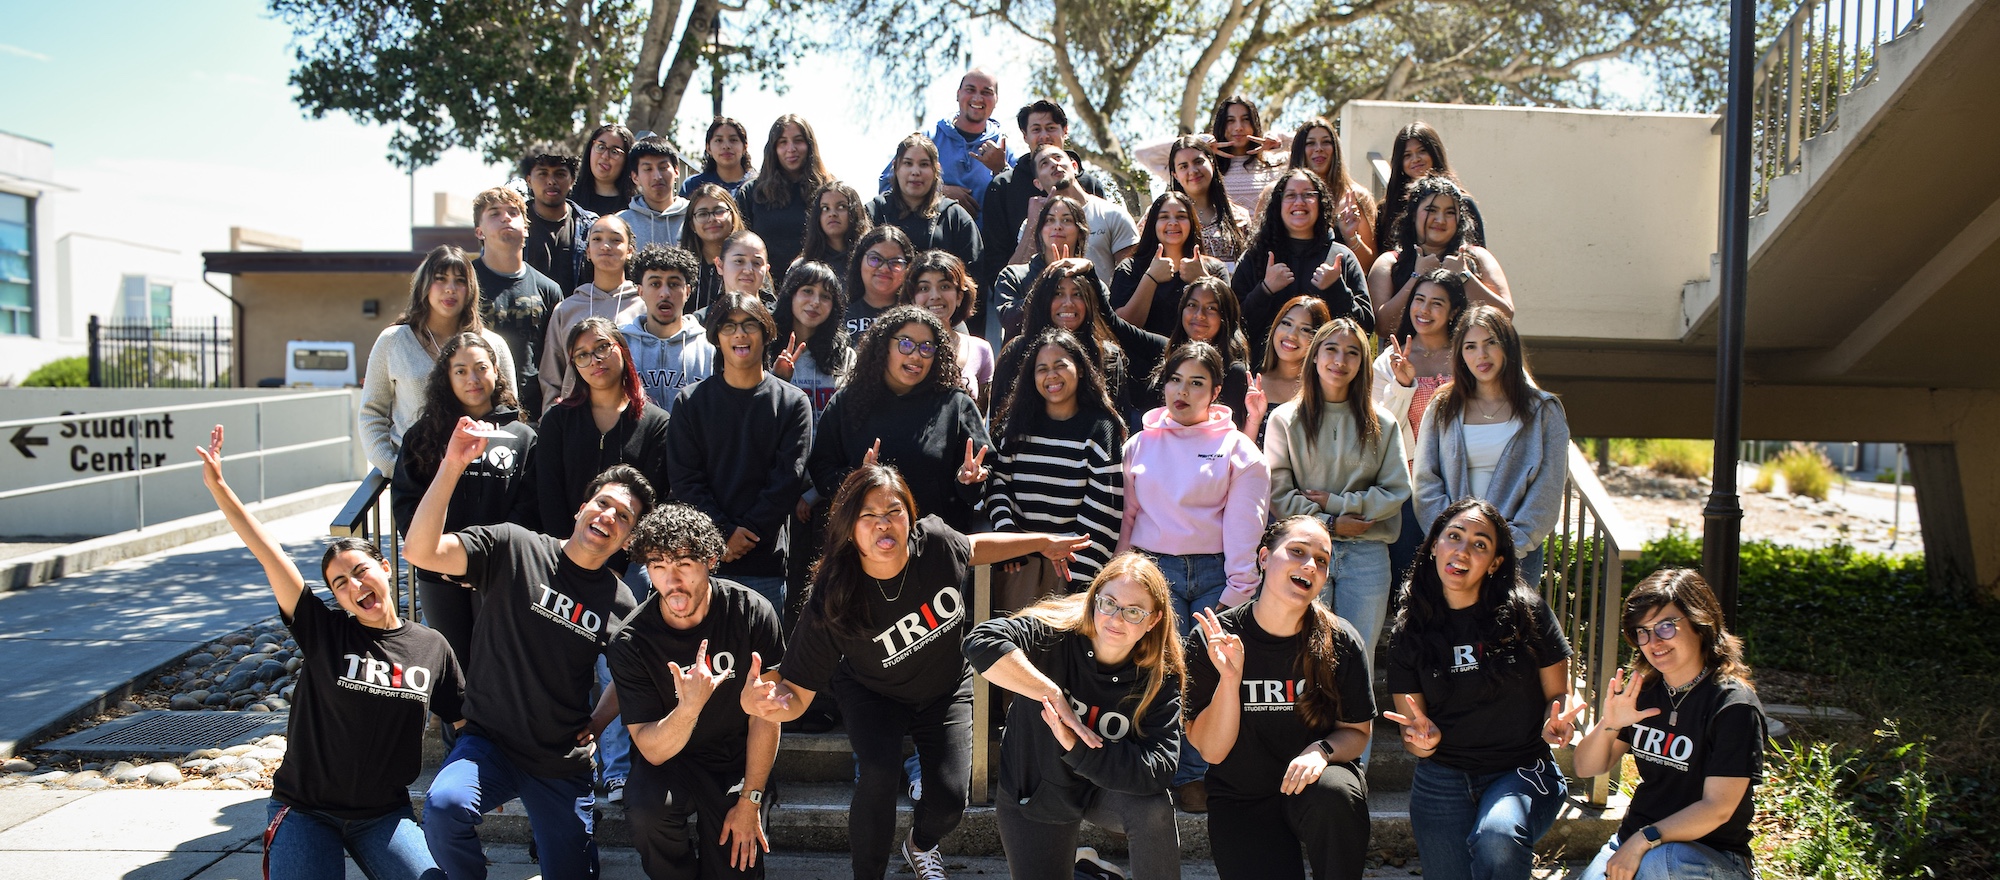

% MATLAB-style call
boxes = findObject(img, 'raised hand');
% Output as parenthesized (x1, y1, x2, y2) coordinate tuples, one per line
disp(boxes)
(1262, 252, 1294, 292)
(1413, 248, 1444, 276)
(1040, 694, 1105, 751)
(1196, 608, 1244, 682)
(738, 652, 795, 720)
(1038, 533, 1092, 583)
(1244, 375, 1267, 426)
(668, 639, 730, 710)
(1382, 707, 1442, 752)
(1601, 667, 1661, 730)
(1310, 254, 1343, 291)
(195, 425, 227, 489)
(446, 416, 491, 469)
(1177, 244, 1208, 283)
(773, 334, 806, 380)
(1025, 196, 1047, 228)
(1544, 695, 1588, 746)
(1386, 335, 1416, 386)
(1440, 252, 1472, 277)
(976, 136, 1010, 173)
(861, 438, 881, 467)
(957, 439, 991, 484)
(1336, 198, 1363, 238)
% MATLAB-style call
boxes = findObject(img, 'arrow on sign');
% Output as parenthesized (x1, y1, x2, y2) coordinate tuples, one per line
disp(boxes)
(11, 426, 48, 459)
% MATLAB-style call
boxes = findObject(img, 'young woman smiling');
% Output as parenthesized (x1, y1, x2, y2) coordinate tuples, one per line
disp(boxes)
(1368, 174, 1512, 334)
(680, 116, 756, 199)
(1371, 122, 1486, 254)
(1286, 117, 1378, 271)
(993, 257, 1163, 424)
(1165, 277, 1256, 433)
(679, 184, 746, 313)
(737, 114, 831, 271)
(770, 260, 854, 424)
(1165, 135, 1250, 268)
(1253, 294, 1333, 438)
(539, 214, 642, 408)
(1230, 168, 1372, 359)
(1374, 269, 1469, 587)
(1110, 191, 1228, 338)
(360, 245, 513, 475)
(1413, 305, 1569, 583)
(901, 250, 994, 410)
(795, 180, 871, 273)
(840, 225, 916, 341)
(1184, 515, 1373, 877)
(1384, 498, 1580, 880)
(993, 195, 1089, 337)
(869, 134, 983, 272)
(1206, 96, 1289, 212)
(966, 553, 1187, 880)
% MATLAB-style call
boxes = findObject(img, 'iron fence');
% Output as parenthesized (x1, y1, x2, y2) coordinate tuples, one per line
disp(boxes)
(88, 315, 234, 388)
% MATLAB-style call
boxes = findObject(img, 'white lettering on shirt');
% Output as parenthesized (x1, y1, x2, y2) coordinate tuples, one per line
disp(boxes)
(867, 585, 965, 667)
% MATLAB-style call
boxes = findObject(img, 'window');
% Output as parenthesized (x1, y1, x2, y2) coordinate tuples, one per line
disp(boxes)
(149, 282, 172, 323)
(0, 192, 31, 336)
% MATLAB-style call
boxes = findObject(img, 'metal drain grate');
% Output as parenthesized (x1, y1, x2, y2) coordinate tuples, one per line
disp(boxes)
(37, 710, 289, 757)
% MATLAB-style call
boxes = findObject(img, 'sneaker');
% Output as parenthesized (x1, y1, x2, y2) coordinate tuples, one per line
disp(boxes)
(605, 778, 625, 807)
(1172, 779, 1208, 814)
(1075, 846, 1125, 879)
(902, 832, 949, 880)
(908, 775, 923, 802)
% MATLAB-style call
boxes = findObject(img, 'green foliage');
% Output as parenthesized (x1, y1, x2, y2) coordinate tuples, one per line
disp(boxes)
(1751, 459, 1777, 493)
(21, 355, 89, 387)
(1761, 738, 1884, 879)
(1774, 443, 1836, 500)
(1639, 438, 1712, 480)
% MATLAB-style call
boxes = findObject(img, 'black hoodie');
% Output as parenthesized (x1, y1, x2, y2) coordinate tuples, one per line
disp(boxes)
(965, 615, 1181, 823)
(392, 407, 538, 582)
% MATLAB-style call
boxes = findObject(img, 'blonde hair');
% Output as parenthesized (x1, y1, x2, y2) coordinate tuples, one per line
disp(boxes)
(1013, 553, 1186, 726)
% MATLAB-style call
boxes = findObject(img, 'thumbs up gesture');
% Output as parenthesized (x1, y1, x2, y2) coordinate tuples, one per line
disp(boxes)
(1262, 252, 1294, 292)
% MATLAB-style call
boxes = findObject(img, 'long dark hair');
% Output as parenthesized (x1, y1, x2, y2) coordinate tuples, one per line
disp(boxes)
(1390, 497, 1544, 693)
(1258, 294, 1332, 373)
(699, 117, 754, 175)
(899, 250, 978, 327)
(1255, 515, 1348, 730)
(1166, 276, 1249, 366)
(402, 332, 520, 482)
(1005, 259, 1124, 398)
(798, 180, 870, 266)
(886, 133, 944, 220)
(1394, 269, 1469, 345)
(1207, 95, 1270, 176)
(1165, 136, 1246, 255)
(679, 183, 744, 263)
(1394, 174, 1475, 259)
(1295, 317, 1379, 452)
(1429, 304, 1536, 429)
(396, 245, 483, 334)
(841, 305, 964, 416)
(1131, 191, 1203, 261)
(1375, 122, 1453, 251)
(1623, 569, 1753, 685)
(773, 261, 851, 376)
(751, 114, 830, 209)
(1287, 117, 1358, 197)
(1029, 195, 1090, 258)
(1149, 340, 1225, 396)
(557, 316, 647, 418)
(996, 327, 1125, 448)
(809, 463, 919, 637)
(843, 225, 915, 309)
(574, 122, 635, 197)
(1247, 168, 1338, 255)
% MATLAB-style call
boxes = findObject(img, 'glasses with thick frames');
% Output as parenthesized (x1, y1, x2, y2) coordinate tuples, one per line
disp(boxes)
(1631, 617, 1684, 646)
(1094, 594, 1156, 625)
(893, 336, 937, 359)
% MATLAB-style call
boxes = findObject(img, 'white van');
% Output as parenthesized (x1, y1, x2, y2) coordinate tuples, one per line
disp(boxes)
(284, 340, 358, 388)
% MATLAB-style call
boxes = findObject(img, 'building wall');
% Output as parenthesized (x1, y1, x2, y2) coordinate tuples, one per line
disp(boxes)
(55, 233, 224, 338)
(232, 270, 411, 386)
(0, 131, 60, 383)
(1338, 101, 1721, 341)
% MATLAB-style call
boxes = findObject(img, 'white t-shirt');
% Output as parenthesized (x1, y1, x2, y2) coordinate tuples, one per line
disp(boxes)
(1025, 193, 1140, 278)
(1463, 418, 1522, 500)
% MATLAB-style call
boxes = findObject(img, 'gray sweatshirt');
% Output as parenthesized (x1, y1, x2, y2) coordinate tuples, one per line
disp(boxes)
(618, 314, 714, 418)
(618, 194, 688, 251)
(1413, 388, 1570, 554)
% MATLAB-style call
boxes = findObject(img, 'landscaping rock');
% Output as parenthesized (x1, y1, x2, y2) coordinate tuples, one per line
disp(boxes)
(117, 700, 142, 714)
(247, 748, 286, 763)
(246, 704, 271, 712)
(175, 779, 213, 790)
(25, 771, 68, 785)
(217, 778, 250, 790)
(66, 776, 111, 791)
(144, 764, 184, 786)
(106, 762, 145, 784)
(1, 759, 33, 773)
(170, 694, 202, 711)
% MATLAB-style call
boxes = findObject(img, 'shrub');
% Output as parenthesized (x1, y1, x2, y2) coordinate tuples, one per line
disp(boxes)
(1774, 443, 1836, 500)
(1751, 460, 1778, 493)
(22, 355, 89, 387)
(1640, 438, 1712, 480)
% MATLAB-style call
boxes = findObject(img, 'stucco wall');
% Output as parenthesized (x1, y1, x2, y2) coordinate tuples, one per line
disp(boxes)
(232, 271, 410, 386)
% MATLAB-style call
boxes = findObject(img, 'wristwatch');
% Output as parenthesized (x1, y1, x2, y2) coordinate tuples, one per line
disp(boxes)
(742, 789, 764, 806)
(1314, 739, 1336, 760)
(1640, 825, 1662, 846)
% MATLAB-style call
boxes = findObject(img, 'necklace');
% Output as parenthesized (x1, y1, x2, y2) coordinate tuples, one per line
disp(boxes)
(871, 565, 910, 604)
(1474, 396, 1507, 421)
(421, 325, 443, 359)
(1665, 666, 1710, 726)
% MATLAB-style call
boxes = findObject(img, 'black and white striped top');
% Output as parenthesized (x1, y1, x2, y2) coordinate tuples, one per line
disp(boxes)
(984, 409, 1126, 587)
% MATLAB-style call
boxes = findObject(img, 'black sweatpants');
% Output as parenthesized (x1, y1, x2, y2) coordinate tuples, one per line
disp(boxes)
(1207, 761, 1370, 880)
(416, 573, 482, 674)
(996, 787, 1180, 880)
(832, 671, 974, 880)
(624, 758, 765, 880)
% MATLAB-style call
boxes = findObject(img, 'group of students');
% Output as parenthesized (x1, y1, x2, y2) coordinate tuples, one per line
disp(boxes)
(222, 69, 1763, 880)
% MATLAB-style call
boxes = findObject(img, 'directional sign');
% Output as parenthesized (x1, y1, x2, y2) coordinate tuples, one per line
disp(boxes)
(10, 426, 47, 459)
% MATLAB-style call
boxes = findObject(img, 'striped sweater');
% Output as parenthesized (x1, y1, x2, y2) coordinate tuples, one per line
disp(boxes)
(984, 409, 1126, 587)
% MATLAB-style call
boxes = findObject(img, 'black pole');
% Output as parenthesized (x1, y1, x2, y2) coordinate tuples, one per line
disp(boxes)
(1702, 0, 1756, 628)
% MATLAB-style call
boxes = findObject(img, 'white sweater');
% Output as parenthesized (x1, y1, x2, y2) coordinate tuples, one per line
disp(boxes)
(358, 324, 516, 475)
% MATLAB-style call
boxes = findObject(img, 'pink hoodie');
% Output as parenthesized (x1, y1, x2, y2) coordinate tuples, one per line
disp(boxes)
(1120, 404, 1271, 606)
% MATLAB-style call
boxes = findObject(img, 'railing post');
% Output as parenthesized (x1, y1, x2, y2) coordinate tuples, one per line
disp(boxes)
(256, 401, 266, 502)
(88, 316, 102, 387)
(970, 563, 993, 805)
(1785, 16, 1803, 172)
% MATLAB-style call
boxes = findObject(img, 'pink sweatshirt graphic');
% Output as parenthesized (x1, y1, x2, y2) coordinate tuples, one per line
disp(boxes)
(1119, 404, 1271, 606)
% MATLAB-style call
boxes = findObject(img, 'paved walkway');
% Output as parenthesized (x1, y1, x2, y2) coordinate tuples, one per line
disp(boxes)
(0, 505, 343, 757)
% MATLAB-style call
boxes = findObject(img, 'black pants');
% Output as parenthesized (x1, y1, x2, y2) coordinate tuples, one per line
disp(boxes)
(624, 758, 765, 880)
(417, 573, 481, 674)
(832, 671, 973, 880)
(995, 787, 1180, 880)
(1207, 761, 1370, 880)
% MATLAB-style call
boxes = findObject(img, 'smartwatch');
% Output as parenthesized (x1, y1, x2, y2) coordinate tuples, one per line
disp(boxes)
(1314, 739, 1336, 760)
(742, 789, 764, 806)
(1640, 825, 1662, 846)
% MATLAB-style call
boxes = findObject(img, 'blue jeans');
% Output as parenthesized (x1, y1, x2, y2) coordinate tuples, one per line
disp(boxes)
(1320, 539, 1392, 766)
(1581, 833, 1754, 880)
(265, 800, 441, 880)
(424, 732, 598, 880)
(1389, 497, 1425, 592)
(1408, 758, 1567, 880)
(596, 655, 630, 786)
(731, 574, 787, 614)
(1520, 546, 1546, 587)
(1149, 551, 1227, 788)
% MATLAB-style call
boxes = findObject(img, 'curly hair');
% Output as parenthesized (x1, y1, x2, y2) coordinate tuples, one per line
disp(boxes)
(629, 502, 726, 565)
(798, 180, 870, 267)
(1393, 174, 1475, 259)
(1374, 121, 1453, 251)
(630, 244, 700, 286)
(1389, 497, 1545, 695)
(401, 332, 520, 483)
(1247, 167, 1339, 256)
(841, 305, 964, 416)
(995, 327, 1125, 448)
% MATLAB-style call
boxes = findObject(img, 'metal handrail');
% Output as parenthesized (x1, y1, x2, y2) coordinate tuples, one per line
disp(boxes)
(330, 468, 409, 618)
(1539, 443, 1644, 806)
(1750, 0, 1927, 213)
(0, 389, 358, 429)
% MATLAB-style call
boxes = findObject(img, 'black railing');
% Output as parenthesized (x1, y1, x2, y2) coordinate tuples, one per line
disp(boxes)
(330, 468, 411, 618)
(88, 315, 234, 388)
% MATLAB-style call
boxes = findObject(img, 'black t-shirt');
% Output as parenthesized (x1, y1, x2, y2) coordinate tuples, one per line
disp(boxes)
(1385, 597, 1573, 774)
(1184, 602, 1375, 802)
(525, 207, 581, 295)
(608, 579, 786, 775)
(842, 298, 892, 344)
(473, 258, 562, 417)
(780, 515, 973, 703)
(457, 523, 638, 777)
(1617, 676, 1764, 859)
(273, 591, 464, 819)
(573, 187, 629, 218)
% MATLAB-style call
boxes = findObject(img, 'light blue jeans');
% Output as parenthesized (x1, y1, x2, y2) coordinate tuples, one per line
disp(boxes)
(731, 574, 787, 614)
(1320, 539, 1392, 767)
(1148, 551, 1227, 788)
(596, 655, 630, 786)
(1581, 833, 1754, 880)
(265, 800, 440, 880)
(1408, 757, 1567, 880)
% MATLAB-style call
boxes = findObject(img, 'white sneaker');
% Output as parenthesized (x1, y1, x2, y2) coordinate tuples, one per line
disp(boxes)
(1075, 846, 1125, 878)
(902, 833, 949, 880)
(605, 778, 625, 807)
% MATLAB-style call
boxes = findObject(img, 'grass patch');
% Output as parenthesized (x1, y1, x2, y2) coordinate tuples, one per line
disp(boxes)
(1581, 438, 1715, 479)
(1632, 533, 2000, 878)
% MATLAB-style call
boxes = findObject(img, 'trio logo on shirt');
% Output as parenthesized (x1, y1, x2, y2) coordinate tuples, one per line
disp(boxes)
(1066, 697, 1134, 741)
(1451, 643, 1482, 673)
(868, 586, 964, 667)
(1628, 722, 1696, 771)
(484, 445, 516, 471)
(339, 653, 435, 702)
(531, 584, 606, 639)
(1239, 679, 1306, 712)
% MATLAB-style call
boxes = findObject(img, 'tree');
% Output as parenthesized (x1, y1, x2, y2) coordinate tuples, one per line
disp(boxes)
(269, 0, 818, 168)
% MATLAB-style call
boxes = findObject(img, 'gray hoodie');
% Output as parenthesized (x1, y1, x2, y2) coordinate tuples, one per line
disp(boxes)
(619, 314, 715, 418)
(539, 281, 642, 412)
(1413, 388, 1570, 555)
(619, 194, 688, 251)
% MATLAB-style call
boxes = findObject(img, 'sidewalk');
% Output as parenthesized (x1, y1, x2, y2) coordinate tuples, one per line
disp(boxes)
(0, 504, 344, 757)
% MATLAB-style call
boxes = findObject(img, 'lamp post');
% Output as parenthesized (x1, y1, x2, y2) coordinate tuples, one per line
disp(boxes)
(1701, 0, 1757, 628)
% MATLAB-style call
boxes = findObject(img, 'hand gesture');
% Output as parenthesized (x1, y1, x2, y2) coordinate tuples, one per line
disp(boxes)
(1025, 195, 1047, 226)
(1382, 707, 1442, 753)
(1195, 608, 1244, 683)
(668, 639, 730, 710)
(773, 334, 806, 380)
(1280, 744, 1330, 795)
(861, 438, 881, 467)
(1605, 831, 1651, 880)
(738, 652, 795, 720)
(1040, 694, 1105, 751)
(977, 136, 1009, 173)
(1244, 375, 1267, 426)
(195, 425, 227, 490)
(1386, 335, 1416, 386)
(1336, 198, 1363, 239)
(1257, 133, 1287, 153)
(1544, 695, 1588, 746)
(1177, 245, 1207, 283)
(1310, 254, 1344, 291)
(957, 439, 990, 484)
(1261, 252, 1294, 292)
(1601, 667, 1661, 731)
(1332, 514, 1373, 537)
(1049, 243, 1077, 264)
(1145, 245, 1175, 283)
(724, 527, 761, 563)
(1413, 248, 1443, 276)
(719, 796, 769, 870)
(1038, 533, 1092, 583)
(1441, 252, 1472, 277)
(446, 416, 491, 469)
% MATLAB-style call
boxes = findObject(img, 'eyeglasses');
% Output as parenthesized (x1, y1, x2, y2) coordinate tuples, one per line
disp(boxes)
(892, 336, 937, 359)
(864, 253, 911, 270)
(571, 340, 617, 368)
(1630, 617, 1684, 646)
(693, 207, 733, 221)
(1094, 594, 1156, 625)
(1281, 191, 1322, 204)
(715, 320, 764, 337)
(594, 143, 629, 156)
